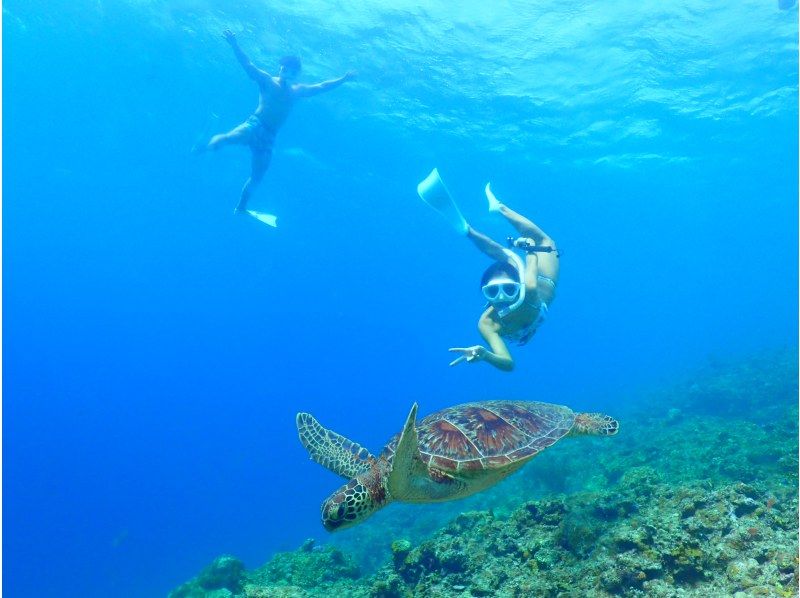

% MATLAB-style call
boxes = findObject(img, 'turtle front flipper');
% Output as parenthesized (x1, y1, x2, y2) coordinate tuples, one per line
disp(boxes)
(387, 403, 431, 501)
(296, 412, 375, 479)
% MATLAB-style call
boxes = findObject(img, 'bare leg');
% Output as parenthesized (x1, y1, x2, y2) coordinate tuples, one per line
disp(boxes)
(208, 129, 247, 151)
(467, 226, 507, 262)
(195, 121, 250, 154)
(495, 202, 559, 282)
(496, 204, 550, 246)
(235, 150, 272, 213)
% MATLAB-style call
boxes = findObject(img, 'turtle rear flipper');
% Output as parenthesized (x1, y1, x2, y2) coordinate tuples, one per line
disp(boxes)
(387, 403, 430, 501)
(296, 412, 375, 479)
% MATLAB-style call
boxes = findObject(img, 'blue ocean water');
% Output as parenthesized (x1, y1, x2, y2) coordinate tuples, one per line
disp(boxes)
(4, 1, 797, 596)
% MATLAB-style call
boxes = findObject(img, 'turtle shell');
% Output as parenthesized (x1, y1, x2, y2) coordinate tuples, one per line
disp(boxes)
(382, 400, 575, 474)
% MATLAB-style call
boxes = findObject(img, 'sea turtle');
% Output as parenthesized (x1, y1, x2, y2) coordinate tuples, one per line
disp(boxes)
(297, 400, 619, 531)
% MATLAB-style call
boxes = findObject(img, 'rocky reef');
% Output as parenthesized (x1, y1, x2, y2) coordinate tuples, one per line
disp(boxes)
(170, 350, 798, 597)
(371, 477, 797, 597)
(169, 539, 362, 598)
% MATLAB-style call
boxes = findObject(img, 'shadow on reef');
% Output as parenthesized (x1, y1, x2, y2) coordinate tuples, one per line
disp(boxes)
(170, 349, 799, 597)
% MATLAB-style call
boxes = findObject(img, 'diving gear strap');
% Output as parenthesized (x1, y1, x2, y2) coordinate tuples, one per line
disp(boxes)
(417, 168, 469, 236)
(507, 236, 560, 256)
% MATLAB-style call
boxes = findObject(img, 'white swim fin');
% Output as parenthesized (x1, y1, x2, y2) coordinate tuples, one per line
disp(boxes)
(246, 210, 278, 228)
(485, 182, 502, 212)
(416, 168, 469, 236)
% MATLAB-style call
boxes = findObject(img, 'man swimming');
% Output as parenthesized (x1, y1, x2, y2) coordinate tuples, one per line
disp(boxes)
(200, 30, 356, 215)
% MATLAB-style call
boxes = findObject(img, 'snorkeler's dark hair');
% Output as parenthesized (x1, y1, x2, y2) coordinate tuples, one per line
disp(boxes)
(480, 261, 519, 289)
(279, 55, 302, 72)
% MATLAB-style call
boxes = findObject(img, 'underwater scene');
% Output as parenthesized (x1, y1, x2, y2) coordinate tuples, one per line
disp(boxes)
(3, 1, 798, 597)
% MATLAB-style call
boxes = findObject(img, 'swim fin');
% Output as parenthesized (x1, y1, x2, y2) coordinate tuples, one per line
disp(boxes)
(485, 182, 503, 212)
(246, 210, 278, 228)
(416, 168, 469, 235)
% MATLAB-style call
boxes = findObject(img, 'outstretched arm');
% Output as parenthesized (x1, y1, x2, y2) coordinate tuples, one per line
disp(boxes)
(448, 311, 514, 372)
(294, 70, 357, 98)
(223, 30, 269, 82)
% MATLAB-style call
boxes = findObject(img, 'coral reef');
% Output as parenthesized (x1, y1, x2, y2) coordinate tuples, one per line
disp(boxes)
(171, 556, 246, 598)
(170, 350, 798, 597)
(366, 477, 797, 597)
(170, 542, 363, 598)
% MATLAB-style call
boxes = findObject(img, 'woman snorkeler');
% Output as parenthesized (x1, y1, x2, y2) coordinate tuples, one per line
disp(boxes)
(417, 169, 560, 372)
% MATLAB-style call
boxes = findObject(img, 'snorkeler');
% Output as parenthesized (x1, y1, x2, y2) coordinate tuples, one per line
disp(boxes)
(197, 30, 356, 224)
(417, 169, 560, 372)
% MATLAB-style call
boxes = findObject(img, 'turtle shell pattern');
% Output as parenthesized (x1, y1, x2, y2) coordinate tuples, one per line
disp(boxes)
(382, 400, 575, 474)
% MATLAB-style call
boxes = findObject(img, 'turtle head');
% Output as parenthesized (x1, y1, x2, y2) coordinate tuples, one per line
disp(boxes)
(321, 466, 389, 532)
(572, 412, 619, 436)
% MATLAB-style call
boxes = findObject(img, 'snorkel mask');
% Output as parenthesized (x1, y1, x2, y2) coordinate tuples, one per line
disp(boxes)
(484, 249, 526, 318)
(482, 278, 521, 303)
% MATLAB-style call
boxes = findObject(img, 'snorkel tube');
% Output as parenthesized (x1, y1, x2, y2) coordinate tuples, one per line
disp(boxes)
(496, 248, 526, 318)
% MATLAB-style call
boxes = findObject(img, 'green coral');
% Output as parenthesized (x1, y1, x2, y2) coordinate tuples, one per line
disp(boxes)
(169, 555, 245, 598)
